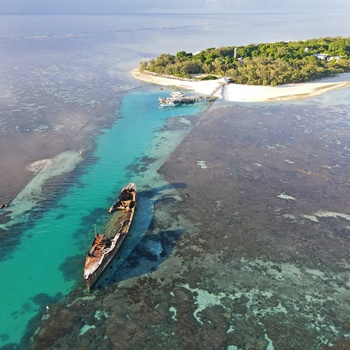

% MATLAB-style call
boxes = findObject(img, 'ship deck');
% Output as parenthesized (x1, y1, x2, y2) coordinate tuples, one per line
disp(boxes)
(103, 209, 126, 238)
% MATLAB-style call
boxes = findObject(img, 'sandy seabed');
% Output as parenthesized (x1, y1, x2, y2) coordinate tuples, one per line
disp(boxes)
(132, 69, 350, 102)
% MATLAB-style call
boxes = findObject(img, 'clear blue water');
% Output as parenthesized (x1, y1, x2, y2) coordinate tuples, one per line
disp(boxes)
(0, 89, 206, 347)
(1, 12, 350, 348)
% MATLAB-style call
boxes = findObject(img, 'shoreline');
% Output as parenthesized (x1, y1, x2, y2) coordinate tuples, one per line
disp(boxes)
(131, 69, 350, 102)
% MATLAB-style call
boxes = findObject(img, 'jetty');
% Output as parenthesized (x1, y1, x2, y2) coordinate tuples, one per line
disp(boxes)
(158, 77, 229, 108)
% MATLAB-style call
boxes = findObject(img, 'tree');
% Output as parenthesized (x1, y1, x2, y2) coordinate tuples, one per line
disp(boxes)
(176, 51, 192, 62)
(140, 36, 350, 85)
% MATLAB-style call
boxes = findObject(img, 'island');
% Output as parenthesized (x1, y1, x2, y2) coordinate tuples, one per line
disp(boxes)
(132, 36, 350, 102)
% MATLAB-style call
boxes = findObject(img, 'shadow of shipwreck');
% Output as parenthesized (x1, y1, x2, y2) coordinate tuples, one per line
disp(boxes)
(92, 182, 187, 290)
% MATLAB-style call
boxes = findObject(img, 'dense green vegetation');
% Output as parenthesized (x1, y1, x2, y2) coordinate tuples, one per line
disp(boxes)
(140, 37, 350, 86)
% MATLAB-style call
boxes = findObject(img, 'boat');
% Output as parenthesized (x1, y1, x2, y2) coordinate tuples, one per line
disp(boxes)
(83, 182, 137, 290)
(158, 97, 177, 108)
(170, 91, 185, 98)
(159, 102, 176, 108)
(158, 91, 197, 108)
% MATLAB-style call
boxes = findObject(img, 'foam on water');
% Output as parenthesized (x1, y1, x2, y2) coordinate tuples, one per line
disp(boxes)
(0, 151, 82, 226)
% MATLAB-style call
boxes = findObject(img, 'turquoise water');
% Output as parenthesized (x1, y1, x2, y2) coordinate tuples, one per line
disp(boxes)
(0, 89, 205, 348)
(1, 11, 350, 350)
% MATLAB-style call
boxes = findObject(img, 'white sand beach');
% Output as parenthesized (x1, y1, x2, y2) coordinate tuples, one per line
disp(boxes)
(132, 69, 350, 102)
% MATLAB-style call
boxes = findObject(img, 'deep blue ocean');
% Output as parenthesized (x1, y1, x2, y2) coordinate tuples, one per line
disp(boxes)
(1, 12, 350, 348)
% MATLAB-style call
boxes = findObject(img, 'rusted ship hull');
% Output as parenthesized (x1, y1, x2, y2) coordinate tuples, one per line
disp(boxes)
(83, 183, 136, 290)
(84, 228, 128, 290)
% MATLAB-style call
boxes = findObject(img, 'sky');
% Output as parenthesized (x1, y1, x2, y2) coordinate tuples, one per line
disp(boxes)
(0, 0, 349, 14)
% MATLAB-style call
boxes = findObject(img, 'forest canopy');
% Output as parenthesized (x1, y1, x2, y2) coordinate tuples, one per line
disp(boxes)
(140, 37, 350, 86)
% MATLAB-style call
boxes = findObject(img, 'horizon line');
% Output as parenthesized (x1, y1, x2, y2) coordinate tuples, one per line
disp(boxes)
(0, 11, 340, 15)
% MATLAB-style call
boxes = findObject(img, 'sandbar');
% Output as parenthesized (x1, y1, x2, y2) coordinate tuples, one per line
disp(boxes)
(132, 69, 350, 102)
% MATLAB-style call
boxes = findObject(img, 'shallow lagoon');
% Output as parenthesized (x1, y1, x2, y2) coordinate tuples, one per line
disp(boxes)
(0, 89, 207, 347)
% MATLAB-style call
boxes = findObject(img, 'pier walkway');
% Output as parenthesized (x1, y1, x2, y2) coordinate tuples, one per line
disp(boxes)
(207, 78, 229, 101)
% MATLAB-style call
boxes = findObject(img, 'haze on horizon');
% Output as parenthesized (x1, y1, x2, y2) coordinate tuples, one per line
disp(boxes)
(1, 0, 349, 15)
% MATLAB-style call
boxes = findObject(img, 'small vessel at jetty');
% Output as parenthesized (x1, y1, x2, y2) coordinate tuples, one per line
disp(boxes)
(158, 90, 198, 108)
(83, 183, 137, 290)
(158, 98, 177, 108)
(170, 91, 185, 98)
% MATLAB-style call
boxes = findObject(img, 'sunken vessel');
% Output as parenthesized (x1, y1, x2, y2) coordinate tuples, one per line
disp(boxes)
(83, 183, 137, 290)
